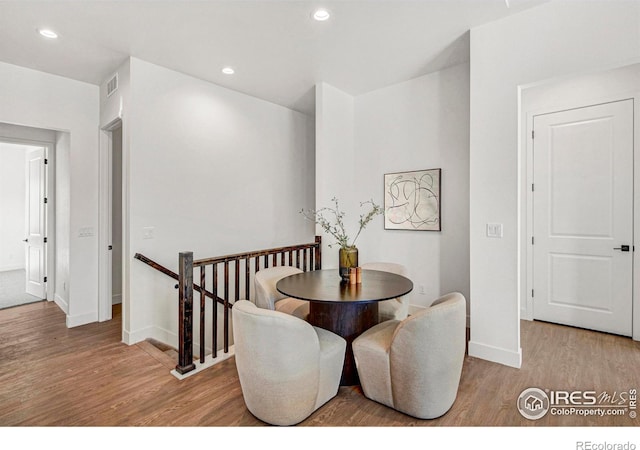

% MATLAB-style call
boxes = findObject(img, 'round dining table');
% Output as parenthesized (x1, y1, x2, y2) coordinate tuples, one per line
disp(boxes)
(276, 268, 413, 386)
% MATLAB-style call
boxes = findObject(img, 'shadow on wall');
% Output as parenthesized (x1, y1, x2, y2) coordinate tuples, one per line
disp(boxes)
(291, 86, 317, 117)
(413, 31, 470, 80)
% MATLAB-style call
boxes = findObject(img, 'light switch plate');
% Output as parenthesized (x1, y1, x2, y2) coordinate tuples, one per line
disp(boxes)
(78, 227, 94, 237)
(143, 227, 155, 239)
(487, 223, 503, 238)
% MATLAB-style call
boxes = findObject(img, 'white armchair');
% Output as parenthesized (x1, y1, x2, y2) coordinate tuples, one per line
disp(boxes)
(232, 300, 346, 425)
(254, 266, 309, 320)
(352, 292, 466, 419)
(361, 262, 409, 322)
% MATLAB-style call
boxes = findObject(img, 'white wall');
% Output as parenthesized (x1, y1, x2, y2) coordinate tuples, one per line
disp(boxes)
(354, 63, 470, 312)
(315, 83, 356, 268)
(0, 143, 27, 271)
(469, 1, 640, 367)
(0, 61, 100, 327)
(105, 58, 315, 346)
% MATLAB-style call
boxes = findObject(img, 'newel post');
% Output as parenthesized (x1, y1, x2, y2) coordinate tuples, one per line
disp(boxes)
(314, 235, 322, 270)
(176, 251, 196, 374)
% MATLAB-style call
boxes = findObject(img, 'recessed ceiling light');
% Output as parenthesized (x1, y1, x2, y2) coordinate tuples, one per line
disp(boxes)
(222, 67, 235, 75)
(313, 9, 331, 21)
(38, 28, 58, 39)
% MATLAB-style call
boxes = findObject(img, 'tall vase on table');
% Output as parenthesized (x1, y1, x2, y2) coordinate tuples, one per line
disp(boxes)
(339, 246, 358, 283)
(300, 197, 383, 282)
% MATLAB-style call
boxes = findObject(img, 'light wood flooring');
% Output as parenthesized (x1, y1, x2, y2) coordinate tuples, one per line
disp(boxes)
(1, 300, 639, 427)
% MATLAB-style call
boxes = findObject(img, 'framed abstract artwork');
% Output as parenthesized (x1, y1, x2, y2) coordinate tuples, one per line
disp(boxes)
(384, 168, 441, 231)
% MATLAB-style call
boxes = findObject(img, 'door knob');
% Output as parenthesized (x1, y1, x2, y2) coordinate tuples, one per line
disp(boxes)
(613, 245, 630, 252)
(22, 239, 28, 242)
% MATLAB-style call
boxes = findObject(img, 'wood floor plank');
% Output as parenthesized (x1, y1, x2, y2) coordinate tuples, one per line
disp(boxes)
(1, 301, 639, 427)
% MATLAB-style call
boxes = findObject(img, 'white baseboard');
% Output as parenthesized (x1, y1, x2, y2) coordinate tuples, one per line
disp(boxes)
(521, 306, 533, 321)
(123, 325, 173, 346)
(150, 326, 177, 349)
(112, 294, 122, 305)
(124, 325, 155, 345)
(66, 310, 98, 328)
(54, 294, 68, 314)
(468, 340, 522, 368)
(121, 328, 133, 345)
(128, 324, 230, 355)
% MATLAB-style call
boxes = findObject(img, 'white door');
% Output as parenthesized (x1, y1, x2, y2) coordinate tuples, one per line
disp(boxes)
(532, 99, 634, 336)
(25, 146, 46, 299)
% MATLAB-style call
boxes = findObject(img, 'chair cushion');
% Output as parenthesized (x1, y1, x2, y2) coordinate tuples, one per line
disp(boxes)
(313, 326, 346, 409)
(378, 298, 409, 322)
(352, 320, 401, 408)
(254, 266, 303, 310)
(361, 262, 409, 322)
(361, 262, 408, 277)
(275, 297, 309, 320)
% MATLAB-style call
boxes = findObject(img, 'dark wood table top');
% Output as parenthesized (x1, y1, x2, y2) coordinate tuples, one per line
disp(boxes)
(276, 269, 413, 304)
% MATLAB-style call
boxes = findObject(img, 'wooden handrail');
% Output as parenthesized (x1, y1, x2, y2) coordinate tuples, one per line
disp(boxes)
(133, 253, 226, 306)
(133, 253, 179, 280)
(193, 236, 322, 268)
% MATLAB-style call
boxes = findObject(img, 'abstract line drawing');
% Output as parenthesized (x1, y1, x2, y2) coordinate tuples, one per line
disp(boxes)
(384, 168, 441, 231)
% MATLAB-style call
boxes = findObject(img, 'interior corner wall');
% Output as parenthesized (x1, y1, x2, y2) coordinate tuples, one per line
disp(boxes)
(55, 131, 71, 311)
(0, 62, 99, 327)
(354, 63, 470, 313)
(469, 1, 640, 368)
(124, 58, 315, 347)
(315, 82, 356, 267)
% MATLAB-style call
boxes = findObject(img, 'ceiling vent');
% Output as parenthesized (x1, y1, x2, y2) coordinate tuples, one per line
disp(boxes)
(106, 73, 118, 98)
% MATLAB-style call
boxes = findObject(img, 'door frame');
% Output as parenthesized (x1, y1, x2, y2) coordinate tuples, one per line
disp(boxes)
(98, 118, 123, 322)
(0, 136, 55, 302)
(519, 70, 640, 341)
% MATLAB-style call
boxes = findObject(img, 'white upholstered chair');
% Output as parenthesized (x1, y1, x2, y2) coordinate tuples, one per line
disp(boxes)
(231, 300, 346, 426)
(360, 262, 409, 322)
(352, 292, 466, 419)
(254, 266, 309, 320)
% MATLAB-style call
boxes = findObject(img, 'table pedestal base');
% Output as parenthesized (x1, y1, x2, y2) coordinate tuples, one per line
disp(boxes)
(308, 301, 378, 386)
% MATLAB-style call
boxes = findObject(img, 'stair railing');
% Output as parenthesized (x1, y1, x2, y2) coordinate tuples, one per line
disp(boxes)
(136, 236, 322, 376)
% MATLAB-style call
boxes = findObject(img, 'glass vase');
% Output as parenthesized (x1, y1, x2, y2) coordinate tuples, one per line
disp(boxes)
(339, 247, 359, 282)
